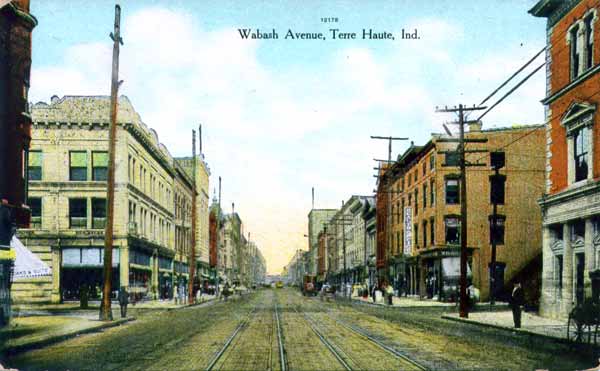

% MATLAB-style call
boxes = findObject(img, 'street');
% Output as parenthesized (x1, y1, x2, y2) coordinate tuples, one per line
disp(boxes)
(6, 288, 594, 371)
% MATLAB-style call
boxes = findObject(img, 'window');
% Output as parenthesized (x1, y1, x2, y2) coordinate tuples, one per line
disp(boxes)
(414, 224, 419, 248)
(445, 152, 459, 166)
(423, 184, 427, 208)
(69, 198, 87, 228)
(574, 126, 589, 182)
(401, 199, 404, 223)
(571, 25, 580, 80)
(29, 197, 41, 229)
(489, 215, 505, 245)
(585, 15, 594, 70)
(555, 255, 564, 296)
(408, 194, 412, 206)
(490, 175, 506, 205)
(490, 152, 505, 169)
(445, 178, 459, 204)
(430, 218, 435, 245)
(69, 151, 87, 181)
(422, 162, 426, 176)
(28, 150, 42, 181)
(396, 231, 400, 253)
(92, 198, 106, 229)
(571, 220, 585, 241)
(423, 220, 428, 247)
(551, 224, 564, 241)
(415, 189, 418, 214)
(445, 217, 460, 245)
(430, 180, 435, 206)
(92, 152, 108, 181)
(430, 155, 435, 171)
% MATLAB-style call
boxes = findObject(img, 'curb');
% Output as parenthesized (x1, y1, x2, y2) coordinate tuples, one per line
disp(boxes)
(350, 298, 455, 310)
(2, 317, 136, 355)
(441, 314, 579, 346)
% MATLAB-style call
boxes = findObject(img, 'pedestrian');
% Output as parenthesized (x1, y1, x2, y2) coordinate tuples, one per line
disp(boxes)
(118, 286, 129, 318)
(371, 284, 377, 303)
(386, 282, 393, 306)
(509, 282, 525, 328)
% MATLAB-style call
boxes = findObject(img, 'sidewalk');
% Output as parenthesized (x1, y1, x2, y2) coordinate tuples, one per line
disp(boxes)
(442, 310, 570, 343)
(352, 295, 456, 308)
(3, 294, 218, 355)
(0, 315, 134, 355)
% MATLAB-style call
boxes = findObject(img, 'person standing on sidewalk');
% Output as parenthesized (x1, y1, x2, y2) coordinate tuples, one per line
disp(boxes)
(386, 282, 393, 306)
(509, 282, 525, 328)
(118, 286, 129, 318)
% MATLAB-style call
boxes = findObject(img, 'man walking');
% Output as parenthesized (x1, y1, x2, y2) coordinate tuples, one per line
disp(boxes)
(509, 282, 525, 328)
(118, 286, 129, 318)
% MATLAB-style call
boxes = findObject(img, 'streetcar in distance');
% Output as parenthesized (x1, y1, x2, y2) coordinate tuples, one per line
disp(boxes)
(302, 275, 317, 296)
(275, 281, 284, 288)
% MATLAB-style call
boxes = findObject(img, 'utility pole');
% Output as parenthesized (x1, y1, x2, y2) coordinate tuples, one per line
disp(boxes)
(489, 155, 504, 305)
(100, 4, 123, 322)
(216, 176, 221, 297)
(370, 136, 408, 162)
(189, 129, 197, 304)
(436, 104, 487, 318)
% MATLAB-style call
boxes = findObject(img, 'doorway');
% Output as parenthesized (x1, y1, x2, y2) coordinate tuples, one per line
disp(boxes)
(575, 253, 585, 305)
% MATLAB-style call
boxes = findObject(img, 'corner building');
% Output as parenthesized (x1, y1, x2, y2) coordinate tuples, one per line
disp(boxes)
(14, 95, 193, 304)
(531, 0, 600, 319)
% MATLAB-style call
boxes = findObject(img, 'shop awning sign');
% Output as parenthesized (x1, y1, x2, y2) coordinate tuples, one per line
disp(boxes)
(12, 236, 51, 280)
(403, 207, 412, 256)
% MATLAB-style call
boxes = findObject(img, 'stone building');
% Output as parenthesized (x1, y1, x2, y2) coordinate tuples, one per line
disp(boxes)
(307, 209, 336, 281)
(175, 155, 211, 282)
(531, 0, 600, 318)
(13, 95, 198, 303)
(380, 124, 545, 302)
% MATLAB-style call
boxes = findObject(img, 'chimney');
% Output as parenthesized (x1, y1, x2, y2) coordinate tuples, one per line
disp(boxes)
(468, 120, 482, 132)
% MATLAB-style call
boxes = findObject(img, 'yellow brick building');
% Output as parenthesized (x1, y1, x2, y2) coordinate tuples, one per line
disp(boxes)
(14, 95, 197, 304)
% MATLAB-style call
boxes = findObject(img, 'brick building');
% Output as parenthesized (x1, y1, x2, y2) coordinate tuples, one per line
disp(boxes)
(531, 0, 600, 318)
(379, 124, 545, 302)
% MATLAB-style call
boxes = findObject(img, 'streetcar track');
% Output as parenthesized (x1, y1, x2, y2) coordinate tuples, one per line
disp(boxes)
(274, 300, 287, 371)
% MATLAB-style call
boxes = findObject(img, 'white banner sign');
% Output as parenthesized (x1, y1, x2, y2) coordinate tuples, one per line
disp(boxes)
(403, 207, 412, 256)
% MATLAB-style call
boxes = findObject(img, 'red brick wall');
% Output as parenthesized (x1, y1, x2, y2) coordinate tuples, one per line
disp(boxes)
(547, 0, 600, 194)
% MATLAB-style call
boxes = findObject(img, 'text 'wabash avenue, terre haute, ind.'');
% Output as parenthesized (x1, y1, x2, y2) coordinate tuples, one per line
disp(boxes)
(237, 28, 420, 41)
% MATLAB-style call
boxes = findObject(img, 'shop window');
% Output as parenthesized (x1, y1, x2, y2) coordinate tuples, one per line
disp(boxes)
(574, 126, 590, 182)
(69, 151, 88, 181)
(28, 150, 42, 181)
(445, 217, 460, 245)
(29, 197, 42, 229)
(445, 152, 459, 166)
(69, 198, 87, 228)
(571, 25, 580, 80)
(92, 151, 108, 181)
(490, 174, 506, 205)
(445, 178, 460, 204)
(489, 215, 505, 245)
(92, 198, 106, 230)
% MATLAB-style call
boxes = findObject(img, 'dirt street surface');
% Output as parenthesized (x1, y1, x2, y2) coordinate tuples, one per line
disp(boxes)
(5, 288, 594, 371)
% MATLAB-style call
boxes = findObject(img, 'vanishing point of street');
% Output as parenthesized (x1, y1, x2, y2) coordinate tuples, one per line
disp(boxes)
(7, 288, 592, 371)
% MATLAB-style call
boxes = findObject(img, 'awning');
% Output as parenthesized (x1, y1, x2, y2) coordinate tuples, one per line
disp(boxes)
(12, 236, 52, 280)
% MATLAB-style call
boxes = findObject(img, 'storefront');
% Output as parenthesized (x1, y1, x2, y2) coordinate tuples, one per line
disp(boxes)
(129, 249, 152, 302)
(61, 247, 119, 300)
(419, 248, 472, 302)
(158, 256, 173, 299)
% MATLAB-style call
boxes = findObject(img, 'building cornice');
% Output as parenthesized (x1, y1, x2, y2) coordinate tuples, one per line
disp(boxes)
(539, 179, 600, 209)
(541, 64, 600, 105)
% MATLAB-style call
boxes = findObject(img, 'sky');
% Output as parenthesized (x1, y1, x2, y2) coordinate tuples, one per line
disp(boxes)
(29, 0, 548, 274)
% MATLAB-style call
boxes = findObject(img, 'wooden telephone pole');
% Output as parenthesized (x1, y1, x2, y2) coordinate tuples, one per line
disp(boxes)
(436, 104, 487, 318)
(100, 4, 123, 321)
(189, 129, 197, 303)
